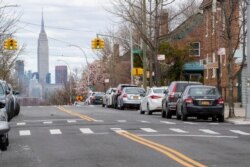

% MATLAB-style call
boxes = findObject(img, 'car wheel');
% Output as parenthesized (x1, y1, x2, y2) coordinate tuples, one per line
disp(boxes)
(181, 107, 187, 121)
(218, 114, 224, 122)
(102, 103, 105, 107)
(147, 104, 152, 115)
(166, 107, 172, 119)
(176, 110, 181, 120)
(0, 135, 8, 151)
(161, 106, 166, 118)
(15, 103, 20, 116)
(140, 105, 145, 114)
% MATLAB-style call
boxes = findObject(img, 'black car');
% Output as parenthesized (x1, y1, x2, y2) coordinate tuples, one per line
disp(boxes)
(176, 85, 224, 122)
(90, 92, 105, 105)
(162, 81, 202, 119)
(0, 101, 9, 151)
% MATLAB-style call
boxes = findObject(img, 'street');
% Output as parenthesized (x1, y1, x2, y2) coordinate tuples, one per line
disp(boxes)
(1, 105, 250, 167)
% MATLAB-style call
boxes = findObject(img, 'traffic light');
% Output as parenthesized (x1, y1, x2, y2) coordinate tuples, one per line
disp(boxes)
(3, 38, 18, 50)
(96, 39, 100, 49)
(3, 39, 9, 50)
(91, 39, 97, 49)
(99, 39, 105, 49)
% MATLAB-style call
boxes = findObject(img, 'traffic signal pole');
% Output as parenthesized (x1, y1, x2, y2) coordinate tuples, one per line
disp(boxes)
(246, 0, 250, 119)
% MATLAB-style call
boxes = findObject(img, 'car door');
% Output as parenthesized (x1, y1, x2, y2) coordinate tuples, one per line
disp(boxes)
(141, 89, 150, 111)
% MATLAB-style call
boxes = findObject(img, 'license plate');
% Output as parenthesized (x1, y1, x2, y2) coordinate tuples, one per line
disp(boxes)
(201, 101, 210, 105)
(133, 96, 139, 100)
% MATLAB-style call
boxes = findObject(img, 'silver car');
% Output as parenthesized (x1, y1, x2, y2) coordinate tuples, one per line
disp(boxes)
(102, 88, 116, 107)
(117, 87, 145, 110)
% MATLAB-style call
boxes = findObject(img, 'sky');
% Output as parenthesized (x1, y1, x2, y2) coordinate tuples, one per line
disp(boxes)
(4, 0, 117, 83)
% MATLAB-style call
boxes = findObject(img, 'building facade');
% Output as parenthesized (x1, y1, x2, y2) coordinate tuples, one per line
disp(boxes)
(37, 11, 49, 84)
(55, 65, 68, 84)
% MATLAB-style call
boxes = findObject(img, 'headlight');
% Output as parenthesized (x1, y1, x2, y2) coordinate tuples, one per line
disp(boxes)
(0, 99, 6, 104)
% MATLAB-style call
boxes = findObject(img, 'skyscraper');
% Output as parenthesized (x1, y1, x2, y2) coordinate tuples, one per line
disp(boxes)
(55, 66, 68, 84)
(37, 11, 49, 84)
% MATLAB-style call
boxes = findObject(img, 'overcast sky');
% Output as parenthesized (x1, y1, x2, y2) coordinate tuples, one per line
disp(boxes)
(4, 0, 116, 83)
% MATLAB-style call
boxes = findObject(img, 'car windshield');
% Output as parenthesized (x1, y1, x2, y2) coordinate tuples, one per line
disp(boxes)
(95, 92, 105, 96)
(176, 83, 200, 92)
(0, 85, 4, 95)
(188, 87, 219, 96)
(125, 88, 144, 94)
(153, 89, 165, 94)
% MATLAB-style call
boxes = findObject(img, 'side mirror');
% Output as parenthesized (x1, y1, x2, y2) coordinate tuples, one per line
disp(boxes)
(5, 90, 10, 95)
(13, 91, 20, 95)
(163, 90, 169, 94)
(0, 102, 5, 108)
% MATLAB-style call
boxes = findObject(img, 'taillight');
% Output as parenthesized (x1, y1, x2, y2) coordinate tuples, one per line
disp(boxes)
(122, 93, 127, 98)
(217, 98, 224, 104)
(168, 92, 175, 101)
(185, 97, 193, 104)
(150, 95, 161, 99)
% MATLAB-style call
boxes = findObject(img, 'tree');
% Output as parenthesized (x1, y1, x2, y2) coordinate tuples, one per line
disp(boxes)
(219, 0, 246, 118)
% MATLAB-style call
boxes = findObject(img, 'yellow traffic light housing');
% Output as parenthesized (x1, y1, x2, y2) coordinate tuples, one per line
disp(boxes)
(3, 38, 18, 50)
(96, 39, 100, 49)
(99, 39, 105, 49)
(91, 39, 97, 49)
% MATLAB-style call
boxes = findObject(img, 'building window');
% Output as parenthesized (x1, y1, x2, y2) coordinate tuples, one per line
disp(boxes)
(190, 42, 200, 56)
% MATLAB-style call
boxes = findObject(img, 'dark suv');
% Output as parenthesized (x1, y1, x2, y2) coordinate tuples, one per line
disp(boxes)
(161, 81, 202, 119)
(112, 84, 138, 108)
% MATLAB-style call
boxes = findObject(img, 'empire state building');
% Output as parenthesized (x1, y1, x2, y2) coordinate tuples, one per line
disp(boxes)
(37, 12, 49, 84)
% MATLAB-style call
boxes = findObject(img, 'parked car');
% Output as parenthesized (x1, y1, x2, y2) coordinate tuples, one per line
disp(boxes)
(0, 101, 9, 151)
(112, 84, 138, 108)
(85, 91, 95, 105)
(161, 81, 202, 119)
(102, 88, 116, 107)
(7, 84, 20, 116)
(0, 80, 15, 121)
(90, 92, 105, 105)
(176, 85, 224, 122)
(117, 87, 145, 110)
(140, 87, 167, 115)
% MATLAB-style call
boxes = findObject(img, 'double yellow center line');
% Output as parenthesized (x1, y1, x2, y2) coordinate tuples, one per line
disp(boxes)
(56, 106, 96, 122)
(116, 130, 206, 167)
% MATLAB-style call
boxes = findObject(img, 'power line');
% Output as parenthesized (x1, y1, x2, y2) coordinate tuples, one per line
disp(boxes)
(18, 20, 95, 33)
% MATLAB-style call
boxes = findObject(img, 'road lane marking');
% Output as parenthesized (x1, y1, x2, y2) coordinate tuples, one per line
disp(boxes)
(140, 128, 158, 133)
(67, 120, 77, 123)
(137, 134, 238, 138)
(209, 123, 219, 125)
(116, 130, 206, 167)
(139, 120, 150, 123)
(43, 121, 53, 124)
(160, 121, 176, 125)
(230, 130, 250, 135)
(199, 129, 220, 135)
(184, 122, 198, 125)
(56, 106, 96, 122)
(117, 120, 127, 123)
(80, 128, 94, 134)
(170, 128, 189, 133)
(50, 129, 62, 135)
(19, 130, 31, 136)
(17, 122, 26, 126)
(94, 120, 104, 122)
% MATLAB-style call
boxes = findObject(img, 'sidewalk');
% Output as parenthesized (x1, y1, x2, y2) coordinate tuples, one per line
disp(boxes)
(224, 105, 250, 125)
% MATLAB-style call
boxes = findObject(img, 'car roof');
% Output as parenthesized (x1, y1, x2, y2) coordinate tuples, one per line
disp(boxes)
(173, 81, 201, 84)
(186, 85, 216, 89)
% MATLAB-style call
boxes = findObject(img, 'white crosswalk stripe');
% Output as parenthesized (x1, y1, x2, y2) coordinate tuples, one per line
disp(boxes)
(140, 128, 158, 133)
(17, 122, 26, 126)
(43, 121, 53, 124)
(160, 121, 176, 125)
(230, 130, 250, 136)
(199, 129, 220, 135)
(67, 120, 77, 123)
(50, 129, 62, 135)
(19, 130, 31, 136)
(117, 120, 127, 123)
(80, 128, 94, 134)
(94, 120, 104, 122)
(139, 120, 150, 123)
(169, 128, 188, 133)
(184, 122, 198, 125)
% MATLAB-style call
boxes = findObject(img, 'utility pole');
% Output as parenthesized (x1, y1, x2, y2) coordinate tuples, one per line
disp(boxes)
(130, 25, 134, 84)
(246, 0, 250, 119)
(142, 0, 147, 89)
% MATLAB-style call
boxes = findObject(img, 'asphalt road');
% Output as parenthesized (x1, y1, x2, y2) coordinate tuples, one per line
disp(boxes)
(1, 104, 250, 167)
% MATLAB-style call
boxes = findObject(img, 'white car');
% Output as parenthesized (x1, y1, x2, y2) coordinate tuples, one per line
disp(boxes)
(102, 88, 116, 107)
(140, 87, 168, 115)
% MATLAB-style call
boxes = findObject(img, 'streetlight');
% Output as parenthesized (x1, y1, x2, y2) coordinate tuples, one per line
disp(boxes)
(68, 45, 90, 87)
(57, 59, 72, 105)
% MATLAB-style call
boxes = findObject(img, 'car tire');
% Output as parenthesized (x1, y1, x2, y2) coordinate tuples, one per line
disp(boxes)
(161, 107, 166, 118)
(102, 103, 105, 107)
(176, 111, 181, 120)
(212, 116, 217, 122)
(218, 114, 224, 122)
(0, 135, 8, 151)
(181, 107, 187, 121)
(140, 105, 145, 114)
(15, 103, 20, 116)
(166, 107, 172, 119)
(147, 104, 152, 115)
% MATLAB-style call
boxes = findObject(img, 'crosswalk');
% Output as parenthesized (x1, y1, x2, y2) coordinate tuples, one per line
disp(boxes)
(13, 127, 250, 137)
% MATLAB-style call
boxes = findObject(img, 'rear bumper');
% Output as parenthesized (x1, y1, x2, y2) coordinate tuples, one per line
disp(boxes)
(184, 105, 224, 116)
(0, 121, 10, 134)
